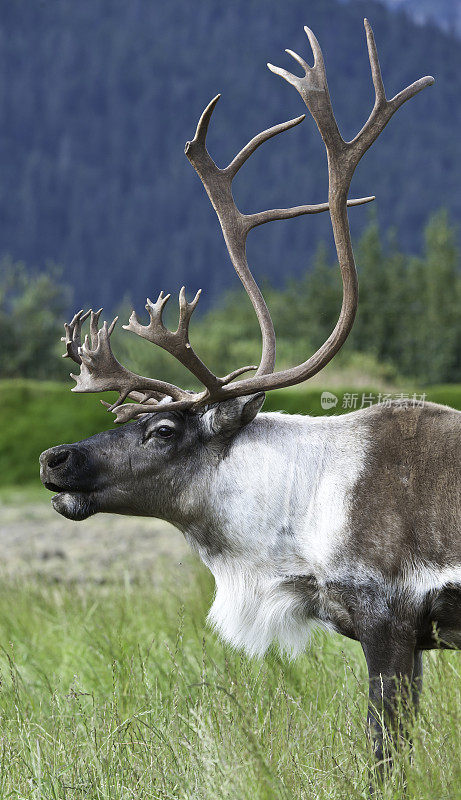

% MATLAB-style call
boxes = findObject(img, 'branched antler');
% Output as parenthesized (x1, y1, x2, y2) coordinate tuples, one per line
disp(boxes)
(268, 21, 433, 185)
(122, 287, 255, 394)
(185, 95, 373, 378)
(352, 20, 434, 163)
(64, 297, 256, 417)
(62, 20, 433, 421)
(69, 309, 201, 412)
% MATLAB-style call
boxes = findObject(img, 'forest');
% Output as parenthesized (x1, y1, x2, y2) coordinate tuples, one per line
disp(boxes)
(346, 0, 461, 36)
(0, 0, 460, 313)
(2, 210, 459, 387)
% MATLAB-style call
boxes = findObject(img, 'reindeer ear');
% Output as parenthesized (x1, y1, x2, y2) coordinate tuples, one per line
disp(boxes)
(209, 393, 265, 437)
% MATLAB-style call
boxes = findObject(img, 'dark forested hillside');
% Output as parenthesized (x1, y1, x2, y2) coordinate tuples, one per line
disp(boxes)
(350, 0, 461, 37)
(0, 0, 459, 311)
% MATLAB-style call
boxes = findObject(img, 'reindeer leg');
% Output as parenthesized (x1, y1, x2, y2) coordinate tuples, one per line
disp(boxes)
(360, 621, 417, 783)
(411, 649, 423, 714)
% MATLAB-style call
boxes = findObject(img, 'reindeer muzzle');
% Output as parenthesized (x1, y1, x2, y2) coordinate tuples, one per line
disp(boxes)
(40, 444, 94, 494)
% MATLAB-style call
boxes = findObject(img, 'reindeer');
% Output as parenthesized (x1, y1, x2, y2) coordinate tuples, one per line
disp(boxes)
(39, 21, 451, 773)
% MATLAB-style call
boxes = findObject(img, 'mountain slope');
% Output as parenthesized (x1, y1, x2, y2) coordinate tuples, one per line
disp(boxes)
(358, 0, 461, 37)
(0, 0, 459, 311)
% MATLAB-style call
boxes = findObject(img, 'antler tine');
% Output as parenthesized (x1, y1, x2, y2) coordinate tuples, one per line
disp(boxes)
(351, 19, 434, 163)
(101, 397, 160, 423)
(148, 290, 171, 315)
(61, 309, 92, 364)
(249, 195, 375, 229)
(363, 19, 386, 105)
(178, 286, 201, 328)
(192, 94, 221, 147)
(226, 114, 305, 179)
(221, 365, 258, 385)
(89, 308, 103, 349)
(284, 49, 311, 74)
(303, 25, 325, 70)
(127, 389, 166, 403)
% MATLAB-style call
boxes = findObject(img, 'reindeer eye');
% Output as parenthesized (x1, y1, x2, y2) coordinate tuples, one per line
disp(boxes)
(156, 425, 175, 439)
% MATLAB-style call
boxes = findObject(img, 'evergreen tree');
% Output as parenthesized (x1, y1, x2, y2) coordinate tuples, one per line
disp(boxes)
(0, 259, 70, 379)
(420, 210, 460, 383)
(351, 215, 386, 357)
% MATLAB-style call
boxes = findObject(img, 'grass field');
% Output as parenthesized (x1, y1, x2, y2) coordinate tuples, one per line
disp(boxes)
(0, 553, 460, 799)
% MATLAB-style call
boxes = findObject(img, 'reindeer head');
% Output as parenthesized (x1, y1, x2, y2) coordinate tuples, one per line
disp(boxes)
(39, 394, 265, 522)
(40, 21, 433, 523)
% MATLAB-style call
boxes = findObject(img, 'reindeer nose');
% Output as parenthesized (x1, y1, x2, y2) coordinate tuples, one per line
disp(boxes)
(40, 446, 72, 471)
(40, 445, 84, 491)
(47, 449, 71, 469)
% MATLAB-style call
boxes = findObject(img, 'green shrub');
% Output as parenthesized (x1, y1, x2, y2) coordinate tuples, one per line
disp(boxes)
(0, 380, 114, 486)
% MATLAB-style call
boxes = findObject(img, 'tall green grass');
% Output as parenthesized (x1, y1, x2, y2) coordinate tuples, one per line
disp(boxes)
(3, 379, 461, 487)
(0, 562, 459, 799)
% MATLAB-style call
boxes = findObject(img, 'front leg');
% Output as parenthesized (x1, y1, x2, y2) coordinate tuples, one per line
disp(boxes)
(360, 620, 417, 779)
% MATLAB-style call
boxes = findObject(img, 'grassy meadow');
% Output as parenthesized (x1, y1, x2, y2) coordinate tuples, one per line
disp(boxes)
(0, 562, 460, 799)
(1, 379, 461, 798)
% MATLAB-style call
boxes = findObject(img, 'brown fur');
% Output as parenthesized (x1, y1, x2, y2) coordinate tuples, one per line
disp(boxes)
(347, 401, 461, 575)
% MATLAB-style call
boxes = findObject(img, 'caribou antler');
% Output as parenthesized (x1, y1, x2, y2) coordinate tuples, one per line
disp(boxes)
(71, 310, 194, 410)
(63, 20, 432, 420)
(64, 292, 257, 415)
(123, 287, 256, 394)
(184, 96, 373, 378)
(214, 19, 433, 396)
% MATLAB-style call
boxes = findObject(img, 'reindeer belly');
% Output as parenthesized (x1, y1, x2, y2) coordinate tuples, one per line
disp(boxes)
(416, 583, 461, 649)
(309, 571, 461, 650)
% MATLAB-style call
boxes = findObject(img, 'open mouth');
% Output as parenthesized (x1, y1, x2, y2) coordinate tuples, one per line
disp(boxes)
(44, 481, 67, 493)
(42, 479, 95, 497)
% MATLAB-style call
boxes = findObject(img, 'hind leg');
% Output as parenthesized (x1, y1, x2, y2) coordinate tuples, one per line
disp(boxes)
(411, 649, 423, 715)
(361, 620, 417, 780)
